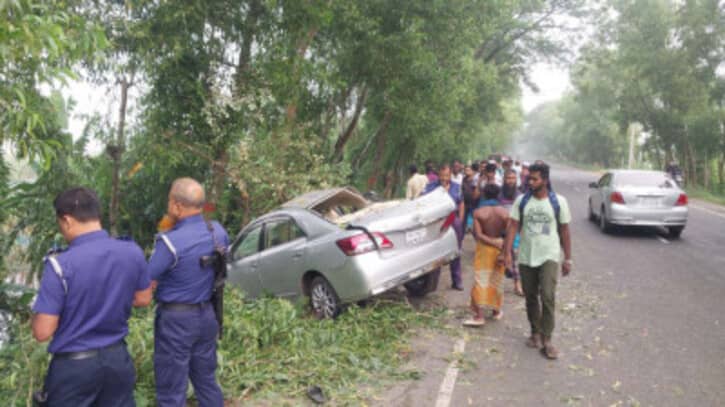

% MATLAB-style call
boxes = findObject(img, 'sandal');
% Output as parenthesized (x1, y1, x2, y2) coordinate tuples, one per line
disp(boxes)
(540, 343, 559, 360)
(492, 310, 504, 321)
(526, 334, 543, 349)
(463, 318, 485, 327)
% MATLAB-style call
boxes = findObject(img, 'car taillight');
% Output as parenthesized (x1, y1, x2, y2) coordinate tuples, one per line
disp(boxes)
(675, 193, 688, 206)
(336, 232, 393, 256)
(610, 191, 626, 204)
(440, 211, 456, 232)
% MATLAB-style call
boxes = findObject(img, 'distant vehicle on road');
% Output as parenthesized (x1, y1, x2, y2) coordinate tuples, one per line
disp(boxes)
(226, 187, 460, 318)
(587, 170, 688, 238)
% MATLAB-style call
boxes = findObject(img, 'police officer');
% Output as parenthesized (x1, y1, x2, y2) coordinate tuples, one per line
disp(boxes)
(31, 187, 152, 406)
(149, 178, 228, 407)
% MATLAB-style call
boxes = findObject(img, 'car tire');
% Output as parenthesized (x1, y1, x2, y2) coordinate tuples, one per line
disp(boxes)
(588, 200, 596, 222)
(599, 205, 613, 234)
(404, 268, 441, 297)
(668, 226, 684, 239)
(309, 276, 342, 319)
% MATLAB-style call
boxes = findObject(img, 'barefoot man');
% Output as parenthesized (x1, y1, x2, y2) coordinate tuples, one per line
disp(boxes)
(464, 184, 509, 326)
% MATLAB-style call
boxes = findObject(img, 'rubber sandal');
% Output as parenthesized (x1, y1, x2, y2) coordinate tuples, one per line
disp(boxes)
(526, 335, 543, 349)
(463, 318, 485, 327)
(540, 344, 559, 360)
(492, 310, 504, 321)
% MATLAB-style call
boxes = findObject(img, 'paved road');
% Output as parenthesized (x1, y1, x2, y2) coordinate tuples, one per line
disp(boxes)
(377, 164, 725, 407)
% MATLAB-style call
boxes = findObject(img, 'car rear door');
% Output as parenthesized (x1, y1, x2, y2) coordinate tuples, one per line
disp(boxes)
(227, 224, 264, 298)
(257, 217, 308, 298)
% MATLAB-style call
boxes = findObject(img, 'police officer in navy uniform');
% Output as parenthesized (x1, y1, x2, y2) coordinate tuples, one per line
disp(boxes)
(149, 178, 228, 406)
(31, 187, 152, 406)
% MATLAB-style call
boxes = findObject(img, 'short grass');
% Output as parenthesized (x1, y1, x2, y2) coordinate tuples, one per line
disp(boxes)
(685, 186, 725, 207)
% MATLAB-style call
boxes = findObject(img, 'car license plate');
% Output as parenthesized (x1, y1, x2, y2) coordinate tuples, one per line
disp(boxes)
(406, 228, 427, 245)
(639, 197, 661, 207)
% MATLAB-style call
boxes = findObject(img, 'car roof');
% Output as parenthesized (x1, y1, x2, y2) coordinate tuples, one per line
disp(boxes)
(281, 187, 364, 210)
(607, 169, 667, 176)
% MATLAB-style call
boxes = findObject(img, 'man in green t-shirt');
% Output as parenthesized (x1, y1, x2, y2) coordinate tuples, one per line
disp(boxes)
(504, 162, 572, 360)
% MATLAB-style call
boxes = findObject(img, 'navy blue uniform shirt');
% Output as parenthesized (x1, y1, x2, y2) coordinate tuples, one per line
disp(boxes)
(149, 214, 229, 304)
(32, 230, 150, 354)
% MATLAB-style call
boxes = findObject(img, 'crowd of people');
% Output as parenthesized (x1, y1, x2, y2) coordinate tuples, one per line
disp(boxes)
(407, 156, 573, 360)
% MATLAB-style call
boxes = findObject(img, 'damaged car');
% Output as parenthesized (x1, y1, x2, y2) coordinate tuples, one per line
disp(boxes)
(226, 187, 460, 318)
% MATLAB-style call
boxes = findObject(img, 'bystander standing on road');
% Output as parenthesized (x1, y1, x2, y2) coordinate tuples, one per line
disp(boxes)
(465, 184, 509, 326)
(499, 169, 524, 296)
(504, 163, 572, 360)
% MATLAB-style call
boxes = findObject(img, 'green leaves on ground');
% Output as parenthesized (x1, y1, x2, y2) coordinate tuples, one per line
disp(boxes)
(0, 288, 443, 405)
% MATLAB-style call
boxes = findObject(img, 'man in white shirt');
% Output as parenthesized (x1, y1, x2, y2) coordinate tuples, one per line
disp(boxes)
(406, 164, 429, 200)
(452, 159, 464, 186)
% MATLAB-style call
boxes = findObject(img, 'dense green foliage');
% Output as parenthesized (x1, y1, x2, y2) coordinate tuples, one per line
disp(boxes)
(0, 288, 443, 405)
(520, 0, 725, 194)
(1, 0, 584, 277)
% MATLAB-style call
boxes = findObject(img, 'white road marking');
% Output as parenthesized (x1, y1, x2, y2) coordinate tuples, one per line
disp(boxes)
(689, 203, 725, 220)
(435, 338, 466, 407)
(656, 236, 670, 244)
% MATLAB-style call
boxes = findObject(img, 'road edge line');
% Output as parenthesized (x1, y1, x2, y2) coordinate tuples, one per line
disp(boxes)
(434, 338, 466, 407)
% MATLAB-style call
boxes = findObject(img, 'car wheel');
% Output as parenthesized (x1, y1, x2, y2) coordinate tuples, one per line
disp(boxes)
(599, 205, 612, 234)
(404, 269, 441, 297)
(668, 226, 684, 239)
(309, 276, 342, 319)
(588, 200, 596, 222)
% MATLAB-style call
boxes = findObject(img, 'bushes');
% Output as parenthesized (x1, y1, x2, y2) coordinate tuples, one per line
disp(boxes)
(1, 287, 441, 405)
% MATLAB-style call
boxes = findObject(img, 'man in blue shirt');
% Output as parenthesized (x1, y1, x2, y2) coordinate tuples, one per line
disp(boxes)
(424, 164, 465, 290)
(149, 178, 228, 407)
(32, 187, 152, 406)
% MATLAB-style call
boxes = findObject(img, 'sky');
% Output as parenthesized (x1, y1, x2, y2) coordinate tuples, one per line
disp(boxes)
(521, 63, 571, 113)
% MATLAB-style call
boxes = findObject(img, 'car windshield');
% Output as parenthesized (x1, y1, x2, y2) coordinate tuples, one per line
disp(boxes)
(615, 172, 674, 188)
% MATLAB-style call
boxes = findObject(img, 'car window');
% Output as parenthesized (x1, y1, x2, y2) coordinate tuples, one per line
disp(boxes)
(598, 174, 611, 187)
(263, 219, 306, 250)
(232, 225, 262, 260)
(615, 172, 673, 188)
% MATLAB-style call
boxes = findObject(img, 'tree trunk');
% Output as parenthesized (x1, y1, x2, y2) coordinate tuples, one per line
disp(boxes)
(208, 149, 229, 217)
(108, 76, 130, 235)
(367, 112, 393, 191)
(333, 86, 367, 161)
(718, 155, 724, 187)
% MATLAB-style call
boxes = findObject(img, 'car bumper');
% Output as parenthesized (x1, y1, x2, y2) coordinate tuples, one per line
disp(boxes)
(609, 204, 688, 226)
(331, 228, 460, 302)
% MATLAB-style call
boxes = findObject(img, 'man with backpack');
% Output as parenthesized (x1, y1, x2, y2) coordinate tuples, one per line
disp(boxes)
(504, 162, 572, 360)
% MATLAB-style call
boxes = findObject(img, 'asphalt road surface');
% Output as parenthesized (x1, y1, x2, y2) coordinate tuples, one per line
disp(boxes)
(376, 164, 725, 407)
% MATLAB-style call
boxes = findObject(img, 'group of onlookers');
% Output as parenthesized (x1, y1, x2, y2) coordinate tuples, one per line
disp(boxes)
(407, 157, 573, 361)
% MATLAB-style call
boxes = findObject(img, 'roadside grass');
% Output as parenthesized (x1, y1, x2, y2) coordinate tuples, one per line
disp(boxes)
(0, 287, 446, 406)
(685, 186, 725, 207)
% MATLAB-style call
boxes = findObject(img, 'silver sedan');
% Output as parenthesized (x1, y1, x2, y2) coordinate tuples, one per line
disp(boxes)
(226, 187, 460, 317)
(587, 169, 688, 238)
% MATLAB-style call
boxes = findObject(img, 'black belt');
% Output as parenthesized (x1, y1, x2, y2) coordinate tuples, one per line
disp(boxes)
(54, 341, 125, 361)
(159, 301, 210, 311)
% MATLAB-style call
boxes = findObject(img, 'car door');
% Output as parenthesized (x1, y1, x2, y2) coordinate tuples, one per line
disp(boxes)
(257, 217, 308, 298)
(593, 173, 611, 215)
(599, 173, 613, 216)
(227, 224, 264, 298)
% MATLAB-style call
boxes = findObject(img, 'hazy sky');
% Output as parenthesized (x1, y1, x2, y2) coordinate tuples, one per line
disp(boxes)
(521, 63, 571, 113)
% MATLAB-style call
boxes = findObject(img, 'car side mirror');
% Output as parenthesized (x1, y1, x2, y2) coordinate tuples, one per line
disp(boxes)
(588, 182, 599, 189)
